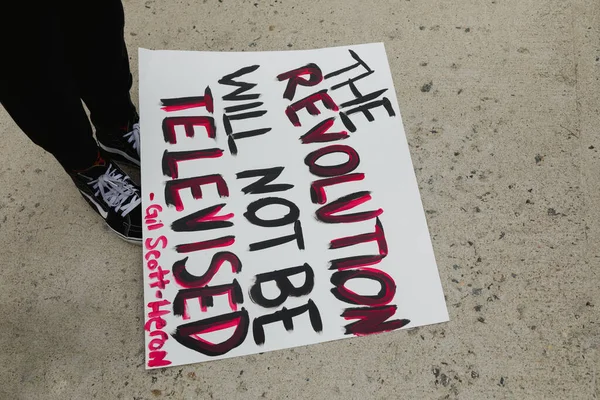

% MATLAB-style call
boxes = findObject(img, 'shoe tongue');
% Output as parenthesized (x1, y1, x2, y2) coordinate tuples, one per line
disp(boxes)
(77, 163, 109, 181)
(120, 114, 140, 134)
(75, 154, 110, 180)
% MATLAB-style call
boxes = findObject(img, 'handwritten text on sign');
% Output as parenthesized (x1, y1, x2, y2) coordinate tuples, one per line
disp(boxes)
(139, 43, 448, 369)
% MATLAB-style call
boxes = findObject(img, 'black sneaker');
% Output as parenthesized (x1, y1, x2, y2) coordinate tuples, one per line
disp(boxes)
(69, 157, 142, 244)
(96, 117, 140, 167)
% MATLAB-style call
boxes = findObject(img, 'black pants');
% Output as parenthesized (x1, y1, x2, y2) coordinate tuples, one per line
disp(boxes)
(0, 1, 135, 170)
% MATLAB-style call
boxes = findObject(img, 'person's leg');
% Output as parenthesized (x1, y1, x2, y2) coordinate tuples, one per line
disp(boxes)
(65, 0, 136, 130)
(63, 1, 141, 166)
(0, 4, 142, 243)
(0, 5, 99, 171)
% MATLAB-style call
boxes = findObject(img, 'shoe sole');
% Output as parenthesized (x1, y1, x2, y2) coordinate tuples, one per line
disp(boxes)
(79, 191, 142, 245)
(98, 142, 141, 166)
(107, 225, 143, 246)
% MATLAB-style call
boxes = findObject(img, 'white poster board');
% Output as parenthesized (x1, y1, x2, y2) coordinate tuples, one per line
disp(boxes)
(139, 43, 448, 369)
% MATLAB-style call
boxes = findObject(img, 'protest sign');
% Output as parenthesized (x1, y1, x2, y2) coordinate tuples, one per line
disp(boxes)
(139, 43, 448, 369)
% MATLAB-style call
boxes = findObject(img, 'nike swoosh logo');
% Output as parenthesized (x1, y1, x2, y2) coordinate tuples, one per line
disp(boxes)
(81, 192, 108, 218)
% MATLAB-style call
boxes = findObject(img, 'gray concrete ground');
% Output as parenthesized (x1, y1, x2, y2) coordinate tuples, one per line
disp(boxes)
(1, 0, 599, 399)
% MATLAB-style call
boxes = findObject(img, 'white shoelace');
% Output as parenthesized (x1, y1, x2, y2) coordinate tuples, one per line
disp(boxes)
(124, 123, 140, 155)
(89, 165, 141, 216)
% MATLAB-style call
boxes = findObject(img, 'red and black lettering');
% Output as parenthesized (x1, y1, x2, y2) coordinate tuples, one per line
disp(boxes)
(324, 49, 372, 80)
(249, 220, 304, 251)
(244, 197, 300, 228)
(304, 144, 360, 177)
(252, 299, 322, 345)
(160, 86, 214, 113)
(225, 127, 272, 156)
(220, 65, 272, 155)
(164, 174, 229, 212)
(300, 117, 348, 144)
(342, 305, 410, 336)
(224, 101, 263, 114)
(330, 70, 374, 91)
(339, 88, 388, 109)
(249, 263, 314, 308)
(175, 236, 235, 254)
(172, 252, 242, 289)
(236, 167, 294, 195)
(329, 254, 385, 271)
(330, 217, 388, 256)
(276, 63, 323, 101)
(310, 173, 365, 204)
(218, 65, 261, 101)
(316, 191, 383, 224)
(331, 268, 396, 307)
(223, 112, 271, 143)
(162, 148, 223, 179)
(172, 309, 250, 356)
(325, 49, 395, 131)
(173, 280, 243, 318)
(339, 98, 395, 132)
(162, 116, 216, 144)
(224, 110, 267, 124)
(171, 203, 233, 232)
(285, 90, 339, 127)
